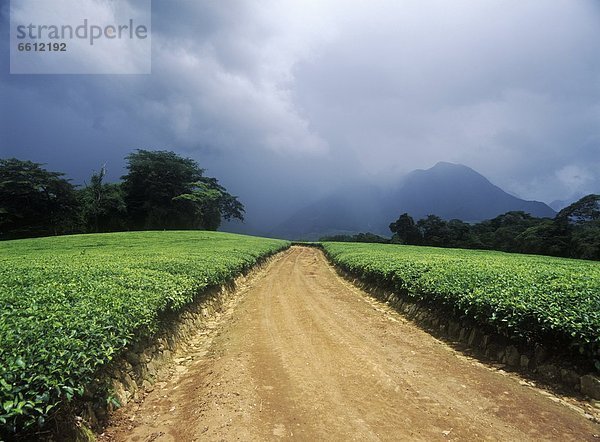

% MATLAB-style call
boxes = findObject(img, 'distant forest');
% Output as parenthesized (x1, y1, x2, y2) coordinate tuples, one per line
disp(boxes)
(322, 194, 600, 261)
(0, 150, 244, 240)
(2, 150, 598, 260)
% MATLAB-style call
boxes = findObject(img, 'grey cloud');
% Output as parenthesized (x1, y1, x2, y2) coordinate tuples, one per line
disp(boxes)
(291, 0, 600, 199)
(1, 0, 599, 230)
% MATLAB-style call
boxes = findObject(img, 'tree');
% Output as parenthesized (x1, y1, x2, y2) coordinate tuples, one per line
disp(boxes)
(472, 211, 542, 251)
(389, 213, 421, 244)
(385, 199, 599, 260)
(78, 166, 127, 233)
(515, 220, 570, 257)
(556, 195, 600, 259)
(556, 194, 600, 225)
(319, 232, 389, 243)
(0, 158, 79, 239)
(122, 150, 202, 229)
(121, 150, 244, 230)
(416, 215, 452, 247)
(446, 219, 476, 248)
(178, 177, 245, 230)
(571, 222, 600, 260)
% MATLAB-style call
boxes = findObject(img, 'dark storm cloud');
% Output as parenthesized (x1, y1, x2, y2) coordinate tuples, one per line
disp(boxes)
(2, 0, 600, 228)
(291, 0, 600, 200)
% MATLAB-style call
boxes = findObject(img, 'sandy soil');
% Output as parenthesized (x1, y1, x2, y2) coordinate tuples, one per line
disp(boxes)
(100, 246, 600, 441)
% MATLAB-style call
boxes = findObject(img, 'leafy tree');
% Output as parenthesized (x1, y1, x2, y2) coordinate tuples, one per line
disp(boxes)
(0, 158, 79, 239)
(389, 213, 421, 244)
(178, 177, 245, 230)
(416, 215, 452, 247)
(387, 197, 599, 260)
(353, 232, 389, 243)
(557, 195, 600, 259)
(572, 222, 600, 260)
(122, 150, 202, 229)
(515, 220, 570, 257)
(320, 232, 389, 243)
(557, 194, 600, 224)
(121, 150, 244, 230)
(472, 211, 542, 251)
(78, 166, 127, 233)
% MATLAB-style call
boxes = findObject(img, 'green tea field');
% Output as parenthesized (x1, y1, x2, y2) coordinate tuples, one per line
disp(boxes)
(0, 231, 289, 434)
(2, 235, 600, 440)
(322, 242, 600, 364)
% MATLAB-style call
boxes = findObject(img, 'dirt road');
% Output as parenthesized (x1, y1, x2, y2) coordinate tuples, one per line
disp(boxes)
(103, 246, 600, 441)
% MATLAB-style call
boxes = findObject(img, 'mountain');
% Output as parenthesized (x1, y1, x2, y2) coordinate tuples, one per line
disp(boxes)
(269, 162, 556, 240)
(549, 193, 585, 212)
(381, 162, 556, 223)
(269, 182, 386, 240)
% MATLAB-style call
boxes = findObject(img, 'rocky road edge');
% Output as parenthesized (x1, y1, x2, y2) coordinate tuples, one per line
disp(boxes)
(313, 245, 600, 413)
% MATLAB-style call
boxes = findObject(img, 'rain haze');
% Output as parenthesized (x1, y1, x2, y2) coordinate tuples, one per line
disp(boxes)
(2, 0, 600, 233)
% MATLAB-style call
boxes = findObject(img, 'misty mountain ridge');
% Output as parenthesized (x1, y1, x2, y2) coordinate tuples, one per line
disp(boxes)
(268, 162, 556, 240)
(549, 193, 586, 211)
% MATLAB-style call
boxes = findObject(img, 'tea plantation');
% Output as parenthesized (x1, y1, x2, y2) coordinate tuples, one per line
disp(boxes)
(0, 231, 289, 434)
(322, 242, 600, 365)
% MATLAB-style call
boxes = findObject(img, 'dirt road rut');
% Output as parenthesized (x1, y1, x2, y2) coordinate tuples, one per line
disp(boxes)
(103, 246, 600, 441)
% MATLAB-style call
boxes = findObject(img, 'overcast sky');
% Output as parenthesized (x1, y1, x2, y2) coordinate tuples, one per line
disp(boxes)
(2, 0, 600, 226)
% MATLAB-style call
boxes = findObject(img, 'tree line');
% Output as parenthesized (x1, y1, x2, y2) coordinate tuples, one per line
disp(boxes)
(322, 195, 600, 260)
(388, 195, 599, 260)
(0, 150, 244, 240)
